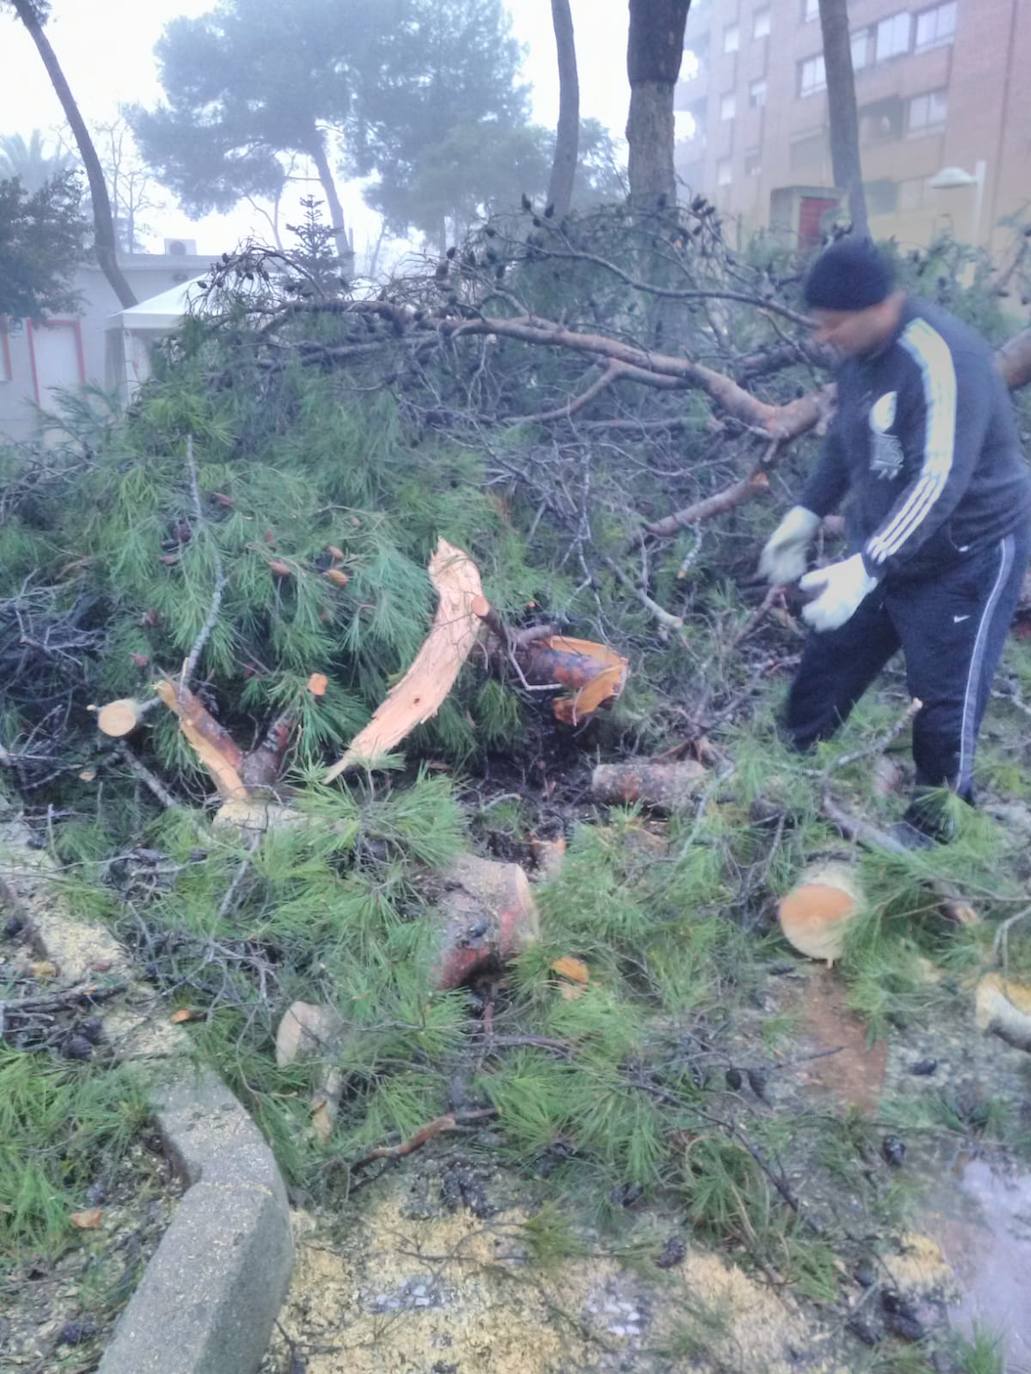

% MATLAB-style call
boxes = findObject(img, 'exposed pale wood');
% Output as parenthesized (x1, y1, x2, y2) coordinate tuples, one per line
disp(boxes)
(975, 973, 1031, 1054)
(323, 539, 484, 781)
(153, 678, 247, 800)
(778, 861, 862, 964)
(95, 697, 145, 738)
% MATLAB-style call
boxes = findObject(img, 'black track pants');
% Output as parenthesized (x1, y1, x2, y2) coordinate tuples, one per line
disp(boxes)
(785, 529, 1031, 800)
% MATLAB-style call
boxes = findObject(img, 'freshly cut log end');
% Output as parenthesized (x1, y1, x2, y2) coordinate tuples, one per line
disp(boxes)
(591, 759, 706, 812)
(778, 861, 862, 964)
(432, 853, 539, 990)
(975, 973, 1031, 1054)
(95, 698, 145, 738)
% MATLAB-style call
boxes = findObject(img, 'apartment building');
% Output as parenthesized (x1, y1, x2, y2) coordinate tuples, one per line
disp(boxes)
(674, 0, 1030, 252)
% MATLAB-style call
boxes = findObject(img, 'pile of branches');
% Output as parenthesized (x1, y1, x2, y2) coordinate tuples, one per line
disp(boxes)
(194, 200, 1031, 635)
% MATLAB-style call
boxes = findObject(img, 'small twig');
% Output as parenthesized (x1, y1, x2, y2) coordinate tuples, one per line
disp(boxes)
(1, 981, 126, 1016)
(181, 434, 228, 688)
(729, 584, 783, 648)
(117, 742, 183, 811)
(216, 833, 261, 921)
(817, 697, 922, 780)
(992, 903, 1031, 967)
(350, 1107, 498, 1171)
(601, 553, 684, 632)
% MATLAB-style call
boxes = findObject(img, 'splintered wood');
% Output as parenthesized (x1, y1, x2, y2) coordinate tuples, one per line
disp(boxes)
(523, 636, 628, 726)
(153, 678, 247, 800)
(323, 538, 484, 782)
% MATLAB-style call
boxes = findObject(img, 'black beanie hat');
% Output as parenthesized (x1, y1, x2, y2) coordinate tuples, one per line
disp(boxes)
(803, 237, 895, 311)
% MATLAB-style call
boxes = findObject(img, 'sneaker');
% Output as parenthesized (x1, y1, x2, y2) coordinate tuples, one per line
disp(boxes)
(887, 818, 937, 851)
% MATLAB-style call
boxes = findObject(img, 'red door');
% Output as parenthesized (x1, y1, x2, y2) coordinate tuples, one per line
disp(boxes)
(798, 196, 839, 248)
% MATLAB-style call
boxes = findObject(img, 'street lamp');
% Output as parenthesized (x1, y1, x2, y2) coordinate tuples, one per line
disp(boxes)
(928, 161, 987, 244)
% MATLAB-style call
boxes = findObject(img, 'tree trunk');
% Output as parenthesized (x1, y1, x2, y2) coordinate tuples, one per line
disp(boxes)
(626, 0, 691, 208)
(818, 0, 869, 237)
(547, 0, 580, 217)
(12, 0, 136, 307)
(308, 129, 355, 273)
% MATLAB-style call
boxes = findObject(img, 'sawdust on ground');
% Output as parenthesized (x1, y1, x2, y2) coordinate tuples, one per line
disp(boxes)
(266, 1181, 842, 1374)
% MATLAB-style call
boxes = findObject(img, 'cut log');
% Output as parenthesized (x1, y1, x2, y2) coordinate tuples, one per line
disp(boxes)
(975, 973, 1031, 1054)
(472, 602, 629, 724)
(323, 538, 484, 782)
(778, 861, 863, 964)
(522, 636, 629, 725)
(275, 1000, 345, 1067)
(154, 679, 248, 800)
(591, 759, 707, 811)
(94, 697, 146, 738)
(433, 853, 539, 990)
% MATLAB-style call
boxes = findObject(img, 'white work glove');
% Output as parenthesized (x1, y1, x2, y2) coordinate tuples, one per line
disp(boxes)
(759, 506, 821, 585)
(799, 553, 878, 632)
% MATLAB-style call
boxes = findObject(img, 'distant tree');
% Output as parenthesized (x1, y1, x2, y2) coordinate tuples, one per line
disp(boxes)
(547, 0, 579, 218)
(0, 129, 75, 194)
(4, 0, 136, 306)
(131, 0, 370, 270)
(348, 0, 534, 241)
(93, 117, 161, 253)
(0, 171, 89, 318)
(626, 0, 691, 208)
(819, 0, 869, 236)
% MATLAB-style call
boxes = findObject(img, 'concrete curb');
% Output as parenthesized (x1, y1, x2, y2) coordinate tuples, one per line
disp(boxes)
(0, 821, 294, 1374)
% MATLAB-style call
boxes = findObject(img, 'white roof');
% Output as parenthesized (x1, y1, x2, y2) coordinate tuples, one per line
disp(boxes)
(107, 277, 208, 332)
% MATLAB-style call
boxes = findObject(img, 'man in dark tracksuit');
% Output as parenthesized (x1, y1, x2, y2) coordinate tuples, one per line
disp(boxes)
(760, 238, 1031, 842)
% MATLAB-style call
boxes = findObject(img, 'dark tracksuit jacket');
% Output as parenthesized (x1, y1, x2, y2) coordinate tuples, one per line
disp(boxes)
(786, 295, 1031, 798)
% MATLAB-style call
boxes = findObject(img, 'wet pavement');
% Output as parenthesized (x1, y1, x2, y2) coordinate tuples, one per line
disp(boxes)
(924, 1154, 1031, 1371)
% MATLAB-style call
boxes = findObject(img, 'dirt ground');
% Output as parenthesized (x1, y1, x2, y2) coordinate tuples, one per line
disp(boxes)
(260, 963, 1031, 1374)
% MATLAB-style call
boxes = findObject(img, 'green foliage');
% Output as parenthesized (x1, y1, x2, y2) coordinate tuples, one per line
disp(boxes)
(0, 1051, 147, 1256)
(0, 169, 88, 317)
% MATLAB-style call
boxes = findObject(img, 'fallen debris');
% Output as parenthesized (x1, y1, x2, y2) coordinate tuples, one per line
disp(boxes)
(975, 973, 1031, 1053)
(324, 538, 484, 781)
(778, 861, 862, 964)
(433, 852, 540, 990)
(591, 759, 707, 810)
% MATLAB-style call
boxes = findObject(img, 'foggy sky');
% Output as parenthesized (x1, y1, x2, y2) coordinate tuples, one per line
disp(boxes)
(0, 0, 632, 258)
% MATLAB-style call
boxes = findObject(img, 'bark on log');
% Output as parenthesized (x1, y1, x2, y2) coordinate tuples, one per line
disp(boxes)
(778, 860, 862, 964)
(433, 853, 540, 990)
(153, 678, 247, 800)
(591, 759, 707, 810)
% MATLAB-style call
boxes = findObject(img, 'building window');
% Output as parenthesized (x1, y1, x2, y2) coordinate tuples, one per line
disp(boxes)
(753, 7, 771, 39)
(750, 77, 768, 108)
(907, 88, 948, 132)
(799, 54, 826, 96)
(851, 28, 872, 70)
(860, 97, 904, 143)
(802, 0, 819, 20)
(875, 11, 912, 62)
(745, 149, 762, 176)
(720, 92, 737, 120)
(717, 157, 733, 186)
(915, 1, 956, 50)
(723, 23, 740, 53)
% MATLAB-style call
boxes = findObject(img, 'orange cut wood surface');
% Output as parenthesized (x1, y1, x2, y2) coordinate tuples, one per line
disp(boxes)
(323, 539, 484, 781)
